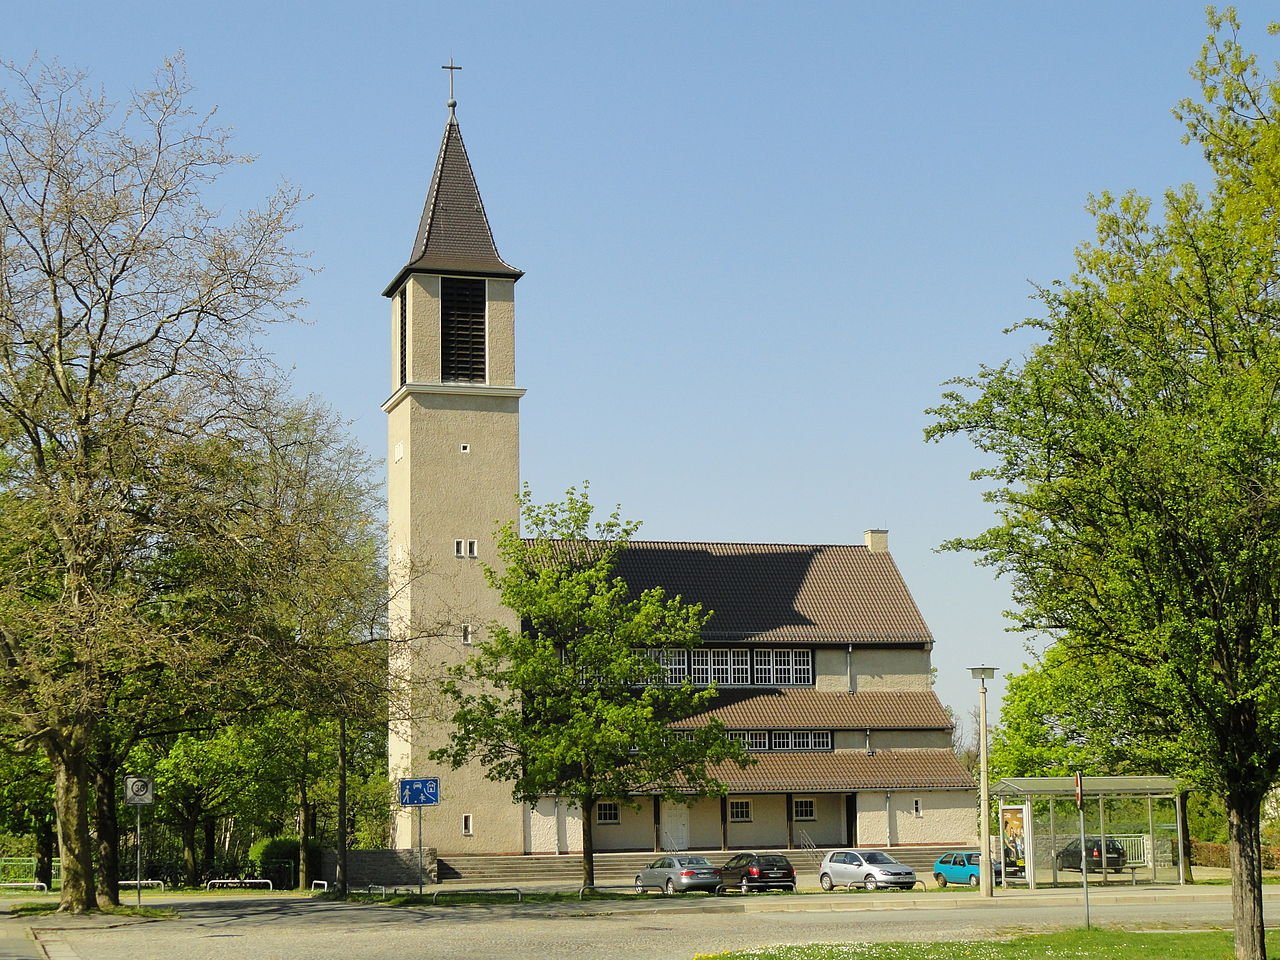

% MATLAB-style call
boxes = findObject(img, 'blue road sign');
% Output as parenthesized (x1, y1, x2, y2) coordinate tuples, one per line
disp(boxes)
(399, 777, 441, 806)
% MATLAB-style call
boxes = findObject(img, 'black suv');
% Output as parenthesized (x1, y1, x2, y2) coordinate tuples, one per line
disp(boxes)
(1055, 837, 1127, 872)
(719, 852, 797, 892)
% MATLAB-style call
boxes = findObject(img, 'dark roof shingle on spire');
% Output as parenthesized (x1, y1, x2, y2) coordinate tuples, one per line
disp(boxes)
(384, 114, 521, 296)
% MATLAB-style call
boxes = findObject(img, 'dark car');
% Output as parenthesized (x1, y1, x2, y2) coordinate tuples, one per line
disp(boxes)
(719, 852, 797, 892)
(633, 855, 721, 894)
(1055, 837, 1127, 872)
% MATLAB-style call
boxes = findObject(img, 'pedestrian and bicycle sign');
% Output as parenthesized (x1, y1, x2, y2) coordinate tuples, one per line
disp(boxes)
(399, 777, 440, 806)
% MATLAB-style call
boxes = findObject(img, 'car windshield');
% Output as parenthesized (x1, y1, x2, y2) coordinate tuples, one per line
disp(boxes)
(862, 852, 897, 865)
(759, 856, 790, 868)
(679, 857, 711, 866)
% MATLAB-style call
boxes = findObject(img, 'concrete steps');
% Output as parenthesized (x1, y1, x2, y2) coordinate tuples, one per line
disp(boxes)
(438, 844, 964, 885)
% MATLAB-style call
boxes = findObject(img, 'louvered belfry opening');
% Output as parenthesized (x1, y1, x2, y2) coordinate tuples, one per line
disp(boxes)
(398, 288, 408, 386)
(440, 276, 487, 382)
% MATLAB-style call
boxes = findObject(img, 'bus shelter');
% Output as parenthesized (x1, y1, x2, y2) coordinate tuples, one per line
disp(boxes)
(993, 776, 1185, 889)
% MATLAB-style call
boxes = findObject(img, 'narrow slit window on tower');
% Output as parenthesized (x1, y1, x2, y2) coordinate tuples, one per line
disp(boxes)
(466, 539, 478, 558)
(461, 623, 474, 645)
(440, 277, 487, 382)
(454, 539, 465, 558)
(399, 288, 408, 386)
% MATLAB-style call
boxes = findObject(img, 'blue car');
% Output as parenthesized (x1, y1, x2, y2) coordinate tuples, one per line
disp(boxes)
(931, 851, 1002, 887)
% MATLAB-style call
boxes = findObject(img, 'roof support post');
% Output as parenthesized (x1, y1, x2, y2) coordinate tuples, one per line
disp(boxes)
(785, 793, 794, 849)
(720, 796, 729, 851)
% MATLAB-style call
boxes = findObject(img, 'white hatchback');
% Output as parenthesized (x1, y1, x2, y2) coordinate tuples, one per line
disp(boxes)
(818, 848, 918, 891)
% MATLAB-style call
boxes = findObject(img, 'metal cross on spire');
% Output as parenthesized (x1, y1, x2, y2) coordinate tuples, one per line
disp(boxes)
(442, 57, 461, 115)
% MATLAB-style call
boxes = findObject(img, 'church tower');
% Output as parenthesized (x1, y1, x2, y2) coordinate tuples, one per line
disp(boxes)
(383, 89, 525, 854)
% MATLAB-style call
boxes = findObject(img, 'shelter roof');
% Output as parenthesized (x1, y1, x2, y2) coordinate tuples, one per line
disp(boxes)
(995, 776, 1179, 797)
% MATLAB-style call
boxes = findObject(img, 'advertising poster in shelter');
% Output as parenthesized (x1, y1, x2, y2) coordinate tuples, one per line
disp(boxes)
(1000, 804, 1028, 878)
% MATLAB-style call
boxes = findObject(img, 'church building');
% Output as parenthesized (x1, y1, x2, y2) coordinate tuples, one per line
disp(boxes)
(384, 96, 976, 857)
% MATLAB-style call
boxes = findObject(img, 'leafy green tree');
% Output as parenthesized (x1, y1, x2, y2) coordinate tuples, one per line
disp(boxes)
(431, 486, 750, 887)
(927, 12, 1280, 957)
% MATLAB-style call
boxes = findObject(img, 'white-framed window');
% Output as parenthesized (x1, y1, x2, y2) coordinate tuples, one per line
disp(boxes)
(746, 731, 769, 751)
(462, 814, 474, 835)
(793, 798, 815, 821)
(731, 649, 751, 684)
(459, 443, 471, 454)
(729, 800, 752, 822)
(812, 731, 833, 750)
(454, 539, 465, 558)
(912, 798, 923, 818)
(728, 731, 748, 745)
(649, 648, 687, 684)
(596, 802, 620, 825)
(461, 623, 474, 646)
(753, 649, 773, 685)
(791, 730, 812, 750)
(691, 649, 710, 685)
(793, 649, 813, 684)
(710, 648, 731, 684)
(771, 730, 793, 750)
(466, 539, 478, 558)
(773, 649, 794, 685)
(727, 729, 832, 751)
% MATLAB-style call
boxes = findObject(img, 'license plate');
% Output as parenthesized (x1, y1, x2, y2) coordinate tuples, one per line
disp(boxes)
(765, 872, 782, 878)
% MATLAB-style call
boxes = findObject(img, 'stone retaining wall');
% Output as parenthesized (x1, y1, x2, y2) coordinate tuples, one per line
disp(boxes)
(320, 848, 438, 887)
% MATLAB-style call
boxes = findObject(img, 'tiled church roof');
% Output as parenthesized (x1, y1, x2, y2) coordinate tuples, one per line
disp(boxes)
(674, 688, 953, 731)
(384, 115, 521, 295)
(709, 749, 975, 792)
(606, 540, 933, 645)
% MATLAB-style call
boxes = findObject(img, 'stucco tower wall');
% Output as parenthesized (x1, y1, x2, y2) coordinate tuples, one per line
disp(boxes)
(386, 274, 524, 855)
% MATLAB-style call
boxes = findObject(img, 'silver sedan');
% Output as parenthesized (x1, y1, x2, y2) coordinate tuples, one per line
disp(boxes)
(818, 848, 918, 891)
(634, 855, 722, 894)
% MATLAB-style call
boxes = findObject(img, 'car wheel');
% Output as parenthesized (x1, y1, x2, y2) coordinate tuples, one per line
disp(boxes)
(934, 873, 947, 888)
(665, 879, 676, 895)
(740, 877, 751, 894)
(819, 873, 834, 891)
(863, 876, 878, 891)
(635, 875, 646, 893)
(968, 873, 980, 887)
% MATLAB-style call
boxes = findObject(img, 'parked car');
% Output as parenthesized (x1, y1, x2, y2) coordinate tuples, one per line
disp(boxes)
(633, 855, 721, 894)
(1055, 837, 1128, 872)
(931, 851, 1004, 887)
(818, 848, 918, 891)
(719, 852, 797, 892)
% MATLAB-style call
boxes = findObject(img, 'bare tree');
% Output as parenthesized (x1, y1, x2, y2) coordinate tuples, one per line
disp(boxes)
(0, 55, 304, 912)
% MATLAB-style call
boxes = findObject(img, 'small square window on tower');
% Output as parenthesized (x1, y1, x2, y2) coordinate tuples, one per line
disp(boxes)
(454, 539, 465, 558)
(459, 443, 471, 454)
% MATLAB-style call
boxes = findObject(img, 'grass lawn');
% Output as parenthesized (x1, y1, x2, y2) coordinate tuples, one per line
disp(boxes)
(693, 929, 1277, 960)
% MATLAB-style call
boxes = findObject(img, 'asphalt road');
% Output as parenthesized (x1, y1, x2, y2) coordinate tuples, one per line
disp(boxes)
(4, 886, 1270, 960)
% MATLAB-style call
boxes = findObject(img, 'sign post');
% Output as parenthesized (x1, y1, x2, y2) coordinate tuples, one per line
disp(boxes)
(398, 778, 440, 894)
(124, 776, 155, 909)
(1075, 770, 1090, 930)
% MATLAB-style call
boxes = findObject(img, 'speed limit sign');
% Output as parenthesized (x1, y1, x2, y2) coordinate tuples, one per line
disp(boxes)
(124, 776, 155, 806)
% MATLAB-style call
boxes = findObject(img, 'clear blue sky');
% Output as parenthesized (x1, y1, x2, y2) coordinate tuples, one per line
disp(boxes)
(11, 2, 1277, 729)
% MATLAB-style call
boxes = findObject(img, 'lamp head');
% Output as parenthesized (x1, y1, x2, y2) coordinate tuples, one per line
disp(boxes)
(968, 665, 997, 681)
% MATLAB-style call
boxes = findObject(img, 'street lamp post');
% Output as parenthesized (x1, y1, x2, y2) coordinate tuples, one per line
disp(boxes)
(969, 665, 998, 898)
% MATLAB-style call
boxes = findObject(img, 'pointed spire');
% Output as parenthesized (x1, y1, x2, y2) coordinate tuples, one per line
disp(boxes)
(383, 107, 522, 296)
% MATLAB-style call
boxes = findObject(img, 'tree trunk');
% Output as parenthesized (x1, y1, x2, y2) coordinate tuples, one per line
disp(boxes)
(1177, 791, 1195, 883)
(1227, 792, 1267, 960)
(581, 798, 596, 889)
(202, 816, 217, 880)
(181, 819, 200, 888)
(48, 734, 97, 912)
(34, 813, 55, 890)
(336, 715, 348, 898)
(298, 786, 311, 890)
(93, 763, 121, 907)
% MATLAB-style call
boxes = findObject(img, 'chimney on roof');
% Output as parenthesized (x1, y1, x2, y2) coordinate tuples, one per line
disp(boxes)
(864, 529, 889, 553)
